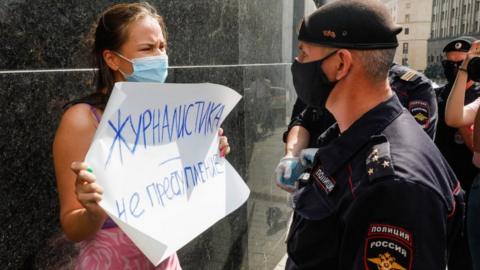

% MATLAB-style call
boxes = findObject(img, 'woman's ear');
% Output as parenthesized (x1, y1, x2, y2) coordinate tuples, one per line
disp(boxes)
(335, 49, 352, 80)
(103, 50, 119, 71)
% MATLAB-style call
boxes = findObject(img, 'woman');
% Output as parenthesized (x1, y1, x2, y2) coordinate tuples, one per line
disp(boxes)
(444, 40, 480, 270)
(444, 40, 480, 128)
(53, 3, 230, 269)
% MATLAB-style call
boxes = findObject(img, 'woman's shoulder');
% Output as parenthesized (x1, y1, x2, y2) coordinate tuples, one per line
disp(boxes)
(59, 104, 97, 133)
(60, 92, 107, 130)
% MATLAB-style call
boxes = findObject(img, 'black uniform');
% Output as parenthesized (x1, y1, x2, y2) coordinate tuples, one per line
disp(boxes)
(284, 99, 335, 147)
(284, 64, 438, 145)
(436, 83, 480, 192)
(286, 95, 464, 269)
(389, 64, 438, 139)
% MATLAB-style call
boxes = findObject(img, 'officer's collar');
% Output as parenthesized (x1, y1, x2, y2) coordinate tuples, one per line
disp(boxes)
(315, 94, 404, 176)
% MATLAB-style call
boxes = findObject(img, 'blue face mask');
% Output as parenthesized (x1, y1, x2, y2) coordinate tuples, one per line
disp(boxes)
(115, 52, 168, 83)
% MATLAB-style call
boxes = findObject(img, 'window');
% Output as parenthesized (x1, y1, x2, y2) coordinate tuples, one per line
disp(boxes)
(405, 14, 410, 22)
(405, 28, 410, 35)
(403, 43, 409, 54)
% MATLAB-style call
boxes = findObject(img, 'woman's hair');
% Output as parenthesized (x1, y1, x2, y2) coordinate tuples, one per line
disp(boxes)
(89, 2, 167, 97)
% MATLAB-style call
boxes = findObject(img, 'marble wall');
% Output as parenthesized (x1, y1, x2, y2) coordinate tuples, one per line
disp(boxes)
(0, 1, 316, 269)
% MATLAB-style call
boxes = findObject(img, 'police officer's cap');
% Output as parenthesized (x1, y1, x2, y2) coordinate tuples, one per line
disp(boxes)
(298, 0, 402, 49)
(443, 36, 477, 52)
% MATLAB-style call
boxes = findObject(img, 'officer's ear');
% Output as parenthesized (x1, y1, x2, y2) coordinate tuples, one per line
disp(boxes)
(334, 49, 352, 81)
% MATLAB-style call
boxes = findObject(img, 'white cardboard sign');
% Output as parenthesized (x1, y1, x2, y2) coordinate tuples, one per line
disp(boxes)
(85, 82, 250, 265)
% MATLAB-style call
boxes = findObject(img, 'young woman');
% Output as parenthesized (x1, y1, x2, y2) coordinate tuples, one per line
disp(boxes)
(53, 3, 230, 269)
(444, 40, 480, 270)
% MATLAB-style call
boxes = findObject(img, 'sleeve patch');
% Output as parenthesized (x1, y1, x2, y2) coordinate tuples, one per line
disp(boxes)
(312, 165, 336, 194)
(364, 224, 413, 270)
(408, 100, 430, 128)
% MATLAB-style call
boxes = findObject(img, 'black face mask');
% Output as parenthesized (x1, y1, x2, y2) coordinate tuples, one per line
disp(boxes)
(442, 60, 464, 83)
(291, 50, 338, 109)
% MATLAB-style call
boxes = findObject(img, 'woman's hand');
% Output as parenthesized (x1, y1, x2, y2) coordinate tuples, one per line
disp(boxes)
(218, 128, 231, 157)
(462, 40, 480, 68)
(71, 161, 106, 221)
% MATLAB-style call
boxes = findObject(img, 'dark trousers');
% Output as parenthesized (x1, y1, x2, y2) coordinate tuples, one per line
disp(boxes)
(468, 175, 480, 270)
(449, 182, 474, 270)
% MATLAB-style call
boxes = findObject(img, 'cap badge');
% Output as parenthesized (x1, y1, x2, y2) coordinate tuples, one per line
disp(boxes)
(323, 30, 336, 39)
(455, 42, 462, 50)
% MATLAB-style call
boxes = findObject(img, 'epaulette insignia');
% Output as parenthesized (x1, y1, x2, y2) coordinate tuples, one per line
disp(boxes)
(366, 135, 395, 182)
(400, 70, 420, 82)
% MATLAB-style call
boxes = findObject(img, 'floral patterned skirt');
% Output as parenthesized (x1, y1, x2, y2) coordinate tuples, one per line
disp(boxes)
(75, 227, 181, 270)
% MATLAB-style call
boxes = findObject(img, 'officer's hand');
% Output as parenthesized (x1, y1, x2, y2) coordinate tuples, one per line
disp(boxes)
(274, 156, 304, 192)
(299, 148, 319, 168)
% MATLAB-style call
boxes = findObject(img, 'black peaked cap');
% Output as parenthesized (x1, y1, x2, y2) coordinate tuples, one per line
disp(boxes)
(443, 36, 477, 52)
(298, 0, 403, 49)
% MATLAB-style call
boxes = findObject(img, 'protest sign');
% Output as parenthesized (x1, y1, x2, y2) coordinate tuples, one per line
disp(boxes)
(85, 82, 250, 265)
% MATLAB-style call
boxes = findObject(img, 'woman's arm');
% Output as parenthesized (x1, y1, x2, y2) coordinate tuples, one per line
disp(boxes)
(459, 125, 474, 151)
(445, 41, 480, 127)
(53, 104, 107, 242)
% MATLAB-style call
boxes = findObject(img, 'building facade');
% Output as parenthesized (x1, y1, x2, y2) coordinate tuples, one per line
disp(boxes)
(383, 0, 433, 72)
(428, 0, 480, 69)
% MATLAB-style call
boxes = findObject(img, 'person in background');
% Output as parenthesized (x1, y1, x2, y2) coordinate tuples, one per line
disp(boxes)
(280, 0, 464, 268)
(437, 36, 480, 270)
(53, 3, 230, 269)
(472, 105, 480, 270)
(436, 36, 480, 192)
(444, 39, 480, 270)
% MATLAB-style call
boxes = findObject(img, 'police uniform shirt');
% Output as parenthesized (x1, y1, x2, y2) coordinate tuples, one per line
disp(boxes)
(389, 63, 438, 139)
(435, 82, 480, 193)
(286, 95, 463, 270)
(285, 65, 437, 147)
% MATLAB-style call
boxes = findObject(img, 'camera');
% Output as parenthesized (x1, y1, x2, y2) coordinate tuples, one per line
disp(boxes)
(467, 57, 480, 82)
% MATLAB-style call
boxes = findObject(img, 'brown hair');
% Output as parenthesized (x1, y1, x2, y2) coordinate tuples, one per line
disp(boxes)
(90, 2, 167, 96)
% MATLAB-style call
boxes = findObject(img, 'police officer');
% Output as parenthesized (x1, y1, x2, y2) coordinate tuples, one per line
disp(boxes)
(389, 63, 438, 138)
(276, 64, 437, 190)
(436, 36, 480, 270)
(281, 0, 465, 269)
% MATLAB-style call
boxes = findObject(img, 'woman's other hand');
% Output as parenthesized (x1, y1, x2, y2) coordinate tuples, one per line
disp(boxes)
(218, 128, 231, 157)
(463, 40, 480, 67)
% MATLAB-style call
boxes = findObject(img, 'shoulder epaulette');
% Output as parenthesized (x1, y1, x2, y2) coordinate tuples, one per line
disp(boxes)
(366, 135, 395, 182)
(399, 70, 420, 82)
